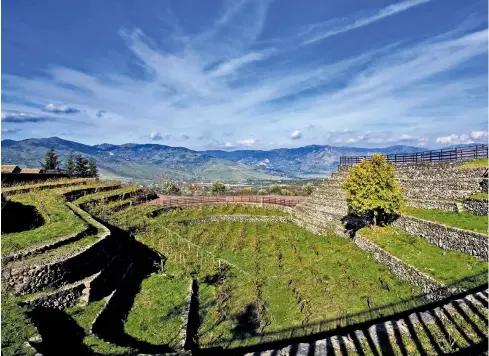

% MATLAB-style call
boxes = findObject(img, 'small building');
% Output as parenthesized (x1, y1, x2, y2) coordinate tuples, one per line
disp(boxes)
(1, 165, 21, 173)
(19, 168, 45, 174)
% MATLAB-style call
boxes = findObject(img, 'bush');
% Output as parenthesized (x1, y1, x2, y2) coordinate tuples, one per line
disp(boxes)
(280, 188, 288, 196)
(240, 187, 254, 195)
(269, 184, 281, 194)
(302, 183, 314, 196)
(161, 181, 181, 196)
(257, 188, 268, 195)
(341, 154, 404, 225)
(211, 182, 226, 195)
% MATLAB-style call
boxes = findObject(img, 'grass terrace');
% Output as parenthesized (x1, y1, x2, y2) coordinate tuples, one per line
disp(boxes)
(360, 226, 488, 287)
(2, 177, 94, 193)
(468, 192, 489, 200)
(2, 182, 117, 255)
(73, 185, 143, 205)
(123, 272, 190, 348)
(457, 158, 488, 169)
(401, 206, 488, 234)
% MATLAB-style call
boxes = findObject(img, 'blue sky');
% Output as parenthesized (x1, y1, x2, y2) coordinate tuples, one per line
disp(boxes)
(1, 0, 488, 150)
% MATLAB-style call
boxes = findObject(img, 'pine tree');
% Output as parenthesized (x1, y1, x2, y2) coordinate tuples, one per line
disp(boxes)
(341, 154, 405, 225)
(65, 153, 75, 177)
(74, 153, 89, 178)
(41, 148, 60, 171)
(87, 158, 99, 178)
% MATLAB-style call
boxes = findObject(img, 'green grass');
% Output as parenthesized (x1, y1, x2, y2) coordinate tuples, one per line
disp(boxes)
(2, 182, 113, 255)
(155, 204, 289, 222)
(123, 273, 190, 347)
(360, 226, 488, 286)
(2, 178, 94, 193)
(458, 158, 488, 169)
(468, 192, 488, 200)
(73, 185, 140, 205)
(83, 335, 133, 355)
(135, 220, 418, 348)
(65, 299, 107, 332)
(402, 206, 488, 234)
(1, 295, 37, 356)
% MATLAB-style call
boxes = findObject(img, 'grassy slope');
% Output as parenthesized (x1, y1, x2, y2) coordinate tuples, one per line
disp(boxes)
(1, 295, 37, 356)
(123, 273, 189, 347)
(360, 226, 488, 286)
(73, 185, 140, 205)
(468, 192, 488, 200)
(136, 220, 417, 348)
(402, 206, 488, 234)
(2, 182, 113, 255)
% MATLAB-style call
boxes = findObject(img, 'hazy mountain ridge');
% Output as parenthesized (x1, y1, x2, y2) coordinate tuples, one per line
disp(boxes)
(1, 137, 426, 182)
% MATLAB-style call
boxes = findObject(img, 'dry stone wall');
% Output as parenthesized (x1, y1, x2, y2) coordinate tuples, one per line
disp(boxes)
(353, 234, 448, 298)
(463, 198, 488, 216)
(392, 215, 488, 260)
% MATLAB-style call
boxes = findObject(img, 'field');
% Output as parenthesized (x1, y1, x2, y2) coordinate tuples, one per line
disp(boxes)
(1, 178, 487, 355)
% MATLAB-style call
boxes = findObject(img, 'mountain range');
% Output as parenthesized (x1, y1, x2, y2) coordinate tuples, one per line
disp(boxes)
(1, 137, 426, 183)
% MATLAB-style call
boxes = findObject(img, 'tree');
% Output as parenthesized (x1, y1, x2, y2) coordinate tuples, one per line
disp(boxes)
(65, 153, 75, 177)
(269, 184, 281, 194)
(240, 187, 254, 195)
(161, 181, 181, 195)
(341, 154, 404, 225)
(257, 188, 268, 195)
(302, 183, 314, 196)
(74, 153, 89, 178)
(87, 159, 99, 178)
(41, 148, 60, 171)
(280, 188, 288, 196)
(211, 182, 226, 196)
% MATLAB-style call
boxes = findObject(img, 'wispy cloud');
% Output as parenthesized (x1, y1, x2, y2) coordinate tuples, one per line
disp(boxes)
(43, 103, 79, 114)
(300, 0, 433, 45)
(1, 111, 57, 123)
(1, 0, 486, 148)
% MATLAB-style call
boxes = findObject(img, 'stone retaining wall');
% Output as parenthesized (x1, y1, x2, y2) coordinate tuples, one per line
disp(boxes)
(178, 279, 195, 350)
(463, 198, 488, 216)
(353, 234, 448, 298)
(406, 199, 458, 212)
(2, 203, 114, 296)
(392, 215, 488, 260)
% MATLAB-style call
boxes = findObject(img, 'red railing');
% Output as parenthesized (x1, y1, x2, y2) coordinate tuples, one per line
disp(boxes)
(147, 195, 301, 208)
(340, 144, 488, 166)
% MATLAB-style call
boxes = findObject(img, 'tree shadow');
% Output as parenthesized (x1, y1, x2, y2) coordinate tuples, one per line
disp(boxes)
(231, 304, 260, 340)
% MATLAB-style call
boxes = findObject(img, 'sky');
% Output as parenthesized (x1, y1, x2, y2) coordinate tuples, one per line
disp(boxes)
(1, 0, 488, 150)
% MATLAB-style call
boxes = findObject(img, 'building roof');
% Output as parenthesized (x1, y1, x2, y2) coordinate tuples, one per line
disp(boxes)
(19, 168, 44, 174)
(1, 165, 20, 173)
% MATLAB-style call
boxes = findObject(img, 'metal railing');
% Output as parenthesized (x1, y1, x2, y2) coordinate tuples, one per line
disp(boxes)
(340, 144, 488, 166)
(146, 195, 302, 208)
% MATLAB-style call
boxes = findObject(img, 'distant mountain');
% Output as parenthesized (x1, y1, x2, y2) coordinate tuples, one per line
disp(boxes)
(1, 137, 286, 183)
(1, 137, 426, 182)
(203, 144, 425, 177)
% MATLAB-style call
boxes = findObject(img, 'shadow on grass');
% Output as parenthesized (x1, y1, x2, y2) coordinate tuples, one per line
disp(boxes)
(1, 198, 44, 234)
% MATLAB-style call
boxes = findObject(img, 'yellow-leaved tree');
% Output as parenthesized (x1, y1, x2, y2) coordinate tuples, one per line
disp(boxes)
(341, 154, 404, 225)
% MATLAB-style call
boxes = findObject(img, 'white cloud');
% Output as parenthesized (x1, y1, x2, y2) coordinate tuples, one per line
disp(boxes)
(1, 111, 56, 123)
(235, 138, 257, 147)
(43, 103, 79, 114)
(435, 130, 488, 145)
(149, 131, 163, 140)
(301, 0, 432, 45)
(291, 130, 302, 140)
(224, 141, 235, 148)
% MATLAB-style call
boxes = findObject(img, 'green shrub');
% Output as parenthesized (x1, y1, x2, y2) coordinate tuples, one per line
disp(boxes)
(302, 183, 314, 196)
(280, 188, 288, 196)
(211, 182, 226, 195)
(342, 154, 404, 225)
(257, 188, 268, 195)
(269, 184, 281, 194)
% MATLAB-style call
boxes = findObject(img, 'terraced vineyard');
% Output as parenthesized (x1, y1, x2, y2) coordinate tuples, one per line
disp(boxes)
(1, 176, 487, 355)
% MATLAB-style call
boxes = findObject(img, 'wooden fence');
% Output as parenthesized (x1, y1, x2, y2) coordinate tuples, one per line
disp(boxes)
(147, 195, 301, 208)
(340, 144, 488, 166)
